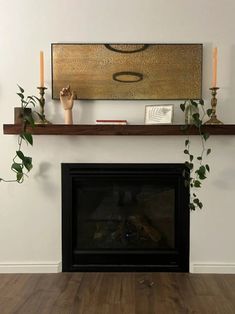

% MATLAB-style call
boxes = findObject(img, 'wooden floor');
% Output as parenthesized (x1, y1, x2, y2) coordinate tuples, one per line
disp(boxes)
(0, 273, 235, 314)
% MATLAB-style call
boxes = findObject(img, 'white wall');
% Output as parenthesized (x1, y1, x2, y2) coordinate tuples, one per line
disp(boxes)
(0, 0, 235, 273)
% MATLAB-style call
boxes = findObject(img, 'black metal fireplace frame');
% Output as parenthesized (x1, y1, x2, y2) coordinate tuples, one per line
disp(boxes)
(62, 163, 189, 272)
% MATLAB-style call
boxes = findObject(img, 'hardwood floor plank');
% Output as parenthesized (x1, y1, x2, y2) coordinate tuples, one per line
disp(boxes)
(214, 274, 235, 309)
(50, 273, 84, 314)
(0, 273, 235, 314)
(119, 273, 135, 312)
(135, 273, 157, 314)
(189, 274, 220, 296)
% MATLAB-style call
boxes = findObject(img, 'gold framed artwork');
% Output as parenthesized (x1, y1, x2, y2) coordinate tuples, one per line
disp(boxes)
(145, 105, 174, 124)
(51, 43, 202, 100)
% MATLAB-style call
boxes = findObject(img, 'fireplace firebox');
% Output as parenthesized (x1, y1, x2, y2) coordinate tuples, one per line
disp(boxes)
(62, 163, 189, 272)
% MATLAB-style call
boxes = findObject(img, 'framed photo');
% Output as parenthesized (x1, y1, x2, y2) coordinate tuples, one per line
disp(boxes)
(145, 105, 173, 125)
(51, 43, 202, 100)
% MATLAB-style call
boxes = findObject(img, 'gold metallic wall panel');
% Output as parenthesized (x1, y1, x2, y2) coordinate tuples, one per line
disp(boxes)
(51, 43, 202, 100)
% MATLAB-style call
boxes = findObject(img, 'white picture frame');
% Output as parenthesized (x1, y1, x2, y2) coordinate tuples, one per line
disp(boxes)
(144, 105, 174, 125)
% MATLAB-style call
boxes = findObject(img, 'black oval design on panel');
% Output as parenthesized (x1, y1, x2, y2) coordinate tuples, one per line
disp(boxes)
(104, 44, 149, 54)
(112, 71, 143, 83)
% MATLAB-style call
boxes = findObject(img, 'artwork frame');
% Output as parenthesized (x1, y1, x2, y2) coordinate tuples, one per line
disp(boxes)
(144, 105, 174, 125)
(51, 43, 203, 100)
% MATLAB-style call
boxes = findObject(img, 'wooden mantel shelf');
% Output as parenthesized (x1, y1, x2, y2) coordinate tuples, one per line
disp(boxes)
(3, 124, 235, 136)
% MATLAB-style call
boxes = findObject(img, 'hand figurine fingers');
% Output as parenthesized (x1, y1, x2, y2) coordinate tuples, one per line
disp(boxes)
(60, 88, 67, 96)
(60, 86, 73, 98)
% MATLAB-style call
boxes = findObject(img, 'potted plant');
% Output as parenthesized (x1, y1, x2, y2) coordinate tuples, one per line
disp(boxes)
(180, 99, 213, 210)
(0, 85, 39, 183)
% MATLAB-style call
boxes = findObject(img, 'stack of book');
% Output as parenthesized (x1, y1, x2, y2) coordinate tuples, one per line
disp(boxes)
(95, 120, 128, 125)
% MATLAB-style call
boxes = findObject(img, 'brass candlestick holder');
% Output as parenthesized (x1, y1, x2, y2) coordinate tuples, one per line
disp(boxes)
(205, 87, 223, 125)
(37, 86, 51, 124)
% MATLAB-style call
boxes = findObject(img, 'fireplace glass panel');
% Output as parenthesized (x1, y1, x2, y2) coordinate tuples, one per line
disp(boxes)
(73, 177, 175, 251)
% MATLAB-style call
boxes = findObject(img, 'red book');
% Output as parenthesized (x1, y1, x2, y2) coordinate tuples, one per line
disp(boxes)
(96, 120, 128, 125)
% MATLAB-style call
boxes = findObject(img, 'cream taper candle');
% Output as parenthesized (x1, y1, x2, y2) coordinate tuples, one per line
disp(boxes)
(212, 47, 218, 87)
(40, 51, 44, 87)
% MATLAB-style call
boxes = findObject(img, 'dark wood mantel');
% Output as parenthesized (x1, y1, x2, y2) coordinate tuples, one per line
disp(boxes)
(3, 124, 235, 136)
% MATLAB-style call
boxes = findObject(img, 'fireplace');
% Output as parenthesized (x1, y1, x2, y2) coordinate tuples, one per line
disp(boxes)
(62, 163, 189, 272)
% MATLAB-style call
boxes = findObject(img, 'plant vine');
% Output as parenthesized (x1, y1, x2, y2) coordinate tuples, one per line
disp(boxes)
(0, 85, 38, 183)
(180, 99, 213, 210)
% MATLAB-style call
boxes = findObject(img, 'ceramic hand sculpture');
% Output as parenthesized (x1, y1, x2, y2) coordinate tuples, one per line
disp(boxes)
(60, 85, 75, 124)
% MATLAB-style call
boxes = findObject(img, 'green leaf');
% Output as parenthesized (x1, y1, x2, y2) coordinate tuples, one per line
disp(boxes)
(197, 156, 202, 161)
(193, 198, 200, 204)
(207, 109, 213, 116)
(192, 113, 202, 127)
(191, 100, 198, 108)
(180, 103, 186, 112)
(199, 174, 207, 180)
(17, 85, 24, 93)
(193, 193, 196, 197)
(35, 112, 45, 121)
(192, 113, 200, 120)
(189, 154, 194, 161)
(199, 165, 206, 175)
(11, 163, 22, 173)
(28, 101, 36, 107)
(198, 202, 203, 209)
(184, 149, 189, 154)
(32, 96, 40, 102)
(27, 96, 37, 107)
(189, 203, 196, 210)
(23, 157, 33, 171)
(16, 172, 24, 182)
(21, 132, 33, 146)
(17, 93, 24, 99)
(199, 99, 204, 106)
(202, 132, 210, 141)
(185, 162, 193, 170)
(193, 120, 201, 128)
(193, 198, 203, 209)
(207, 148, 211, 155)
(196, 166, 207, 180)
(16, 150, 25, 160)
(185, 139, 189, 146)
(206, 164, 210, 172)
(27, 96, 35, 102)
(24, 115, 35, 128)
(194, 180, 201, 188)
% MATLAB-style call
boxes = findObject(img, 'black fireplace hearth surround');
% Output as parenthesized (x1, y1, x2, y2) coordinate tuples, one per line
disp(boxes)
(62, 163, 189, 272)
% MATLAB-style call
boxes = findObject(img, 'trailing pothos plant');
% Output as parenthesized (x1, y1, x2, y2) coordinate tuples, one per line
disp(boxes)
(0, 85, 39, 183)
(180, 99, 213, 210)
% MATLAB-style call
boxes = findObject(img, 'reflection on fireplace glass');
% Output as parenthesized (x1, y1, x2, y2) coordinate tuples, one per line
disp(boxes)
(74, 178, 175, 250)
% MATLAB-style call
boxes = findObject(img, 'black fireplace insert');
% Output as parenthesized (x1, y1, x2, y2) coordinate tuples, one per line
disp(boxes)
(62, 163, 189, 272)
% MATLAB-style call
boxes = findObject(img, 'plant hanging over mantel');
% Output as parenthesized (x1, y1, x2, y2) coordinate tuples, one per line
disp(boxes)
(0, 85, 39, 184)
(180, 99, 213, 210)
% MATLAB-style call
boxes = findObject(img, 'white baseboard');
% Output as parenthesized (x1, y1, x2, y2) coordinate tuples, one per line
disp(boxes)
(0, 262, 62, 273)
(191, 263, 235, 274)
(1, 262, 235, 274)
